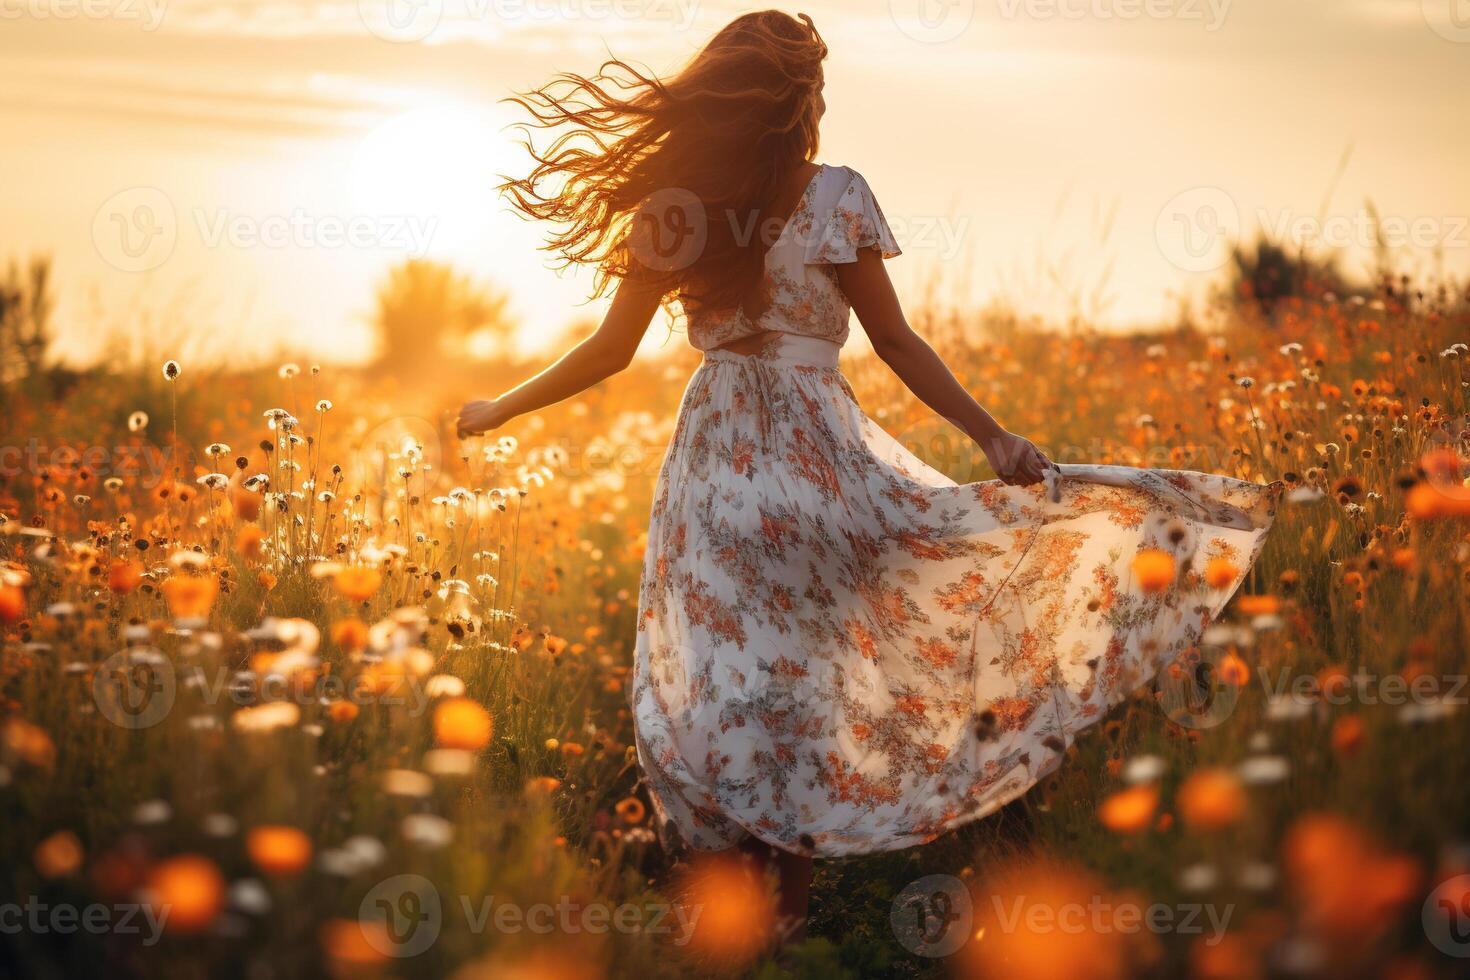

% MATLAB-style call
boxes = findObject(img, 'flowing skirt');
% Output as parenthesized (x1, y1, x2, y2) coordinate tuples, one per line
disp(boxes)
(631, 335, 1278, 857)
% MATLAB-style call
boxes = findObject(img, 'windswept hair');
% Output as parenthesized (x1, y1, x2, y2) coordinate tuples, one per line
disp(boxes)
(502, 11, 827, 318)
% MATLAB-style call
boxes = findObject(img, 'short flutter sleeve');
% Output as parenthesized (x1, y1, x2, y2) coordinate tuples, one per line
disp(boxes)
(803, 167, 903, 265)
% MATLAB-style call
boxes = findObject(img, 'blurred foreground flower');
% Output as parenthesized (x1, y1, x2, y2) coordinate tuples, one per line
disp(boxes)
(247, 826, 313, 878)
(1176, 768, 1246, 831)
(1099, 784, 1158, 834)
(334, 566, 383, 603)
(1132, 550, 1176, 593)
(145, 854, 224, 934)
(433, 697, 494, 750)
(34, 830, 83, 878)
(0, 582, 25, 624)
(1283, 813, 1420, 957)
(107, 559, 144, 595)
(160, 573, 218, 621)
(958, 858, 1128, 980)
(678, 856, 776, 966)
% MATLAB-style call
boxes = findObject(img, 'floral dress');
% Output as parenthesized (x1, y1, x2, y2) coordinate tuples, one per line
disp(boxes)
(631, 164, 1279, 857)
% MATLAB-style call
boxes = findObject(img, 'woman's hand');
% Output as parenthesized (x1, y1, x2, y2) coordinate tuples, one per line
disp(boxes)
(456, 399, 508, 439)
(979, 430, 1054, 486)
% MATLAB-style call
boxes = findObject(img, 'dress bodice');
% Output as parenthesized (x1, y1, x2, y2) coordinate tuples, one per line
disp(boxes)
(684, 164, 902, 352)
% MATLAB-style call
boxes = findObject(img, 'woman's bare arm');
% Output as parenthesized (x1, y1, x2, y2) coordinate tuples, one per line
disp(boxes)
(456, 277, 662, 437)
(836, 249, 1052, 485)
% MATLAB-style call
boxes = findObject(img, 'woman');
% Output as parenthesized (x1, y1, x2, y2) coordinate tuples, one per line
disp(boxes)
(458, 10, 1276, 942)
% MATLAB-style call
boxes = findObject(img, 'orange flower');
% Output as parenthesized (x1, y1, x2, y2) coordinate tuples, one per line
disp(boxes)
(1217, 651, 1250, 686)
(433, 697, 493, 750)
(146, 855, 225, 934)
(1316, 664, 1351, 701)
(1176, 768, 1246, 831)
(1204, 557, 1240, 590)
(560, 741, 586, 758)
(320, 918, 390, 968)
(1191, 932, 1263, 980)
(230, 485, 261, 521)
(3, 718, 55, 767)
(524, 776, 561, 799)
(160, 574, 218, 620)
(334, 566, 382, 603)
(1405, 481, 1470, 520)
(544, 634, 568, 656)
(1283, 813, 1421, 948)
(1420, 447, 1464, 481)
(0, 583, 24, 624)
(1098, 784, 1159, 834)
(107, 559, 144, 595)
(959, 858, 1129, 980)
(330, 617, 369, 652)
(1235, 594, 1280, 616)
(34, 830, 84, 878)
(236, 525, 264, 561)
(246, 826, 312, 878)
(1331, 714, 1365, 757)
(1131, 549, 1176, 593)
(614, 797, 647, 825)
(680, 857, 776, 965)
(327, 700, 360, 723)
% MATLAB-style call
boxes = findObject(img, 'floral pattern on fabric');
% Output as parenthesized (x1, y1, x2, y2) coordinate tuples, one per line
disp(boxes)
(685, 165, 901, 352)
(632, 335, 1279, 857)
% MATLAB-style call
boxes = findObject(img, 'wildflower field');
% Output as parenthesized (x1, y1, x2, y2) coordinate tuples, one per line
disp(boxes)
(2, 281, 1469, 979)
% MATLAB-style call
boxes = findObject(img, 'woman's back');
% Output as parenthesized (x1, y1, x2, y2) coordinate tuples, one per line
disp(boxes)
(686, 164, 903, 352)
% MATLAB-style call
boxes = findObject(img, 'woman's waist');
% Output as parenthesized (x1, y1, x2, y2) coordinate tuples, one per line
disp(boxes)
(701, 332, 842, 370)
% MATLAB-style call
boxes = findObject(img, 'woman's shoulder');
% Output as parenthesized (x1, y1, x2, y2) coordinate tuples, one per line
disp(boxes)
(813, 163, 864, 192)
(802, 164, 901, 264)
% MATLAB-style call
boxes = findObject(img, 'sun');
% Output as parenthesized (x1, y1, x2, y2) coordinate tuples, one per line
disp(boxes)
(349, 104, 510, 252)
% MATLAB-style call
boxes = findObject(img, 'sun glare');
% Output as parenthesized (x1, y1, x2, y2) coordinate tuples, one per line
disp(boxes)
(349, 105, 508, 252)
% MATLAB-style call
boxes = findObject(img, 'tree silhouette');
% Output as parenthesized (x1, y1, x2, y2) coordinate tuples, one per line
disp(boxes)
(1224, 235, 1356, 320)
(372, 259, 515, 372)
(0, 257, 54, 392)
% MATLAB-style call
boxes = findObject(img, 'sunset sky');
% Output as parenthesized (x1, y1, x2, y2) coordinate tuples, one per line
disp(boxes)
(3, 0, 1467, 366)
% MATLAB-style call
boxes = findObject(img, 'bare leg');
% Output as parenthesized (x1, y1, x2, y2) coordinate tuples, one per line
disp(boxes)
(718, 838, 813, 947)
(771, 847, 814, 944)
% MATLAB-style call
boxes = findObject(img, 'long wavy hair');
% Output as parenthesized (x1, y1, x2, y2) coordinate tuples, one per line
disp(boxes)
(501, 11, 827, 319)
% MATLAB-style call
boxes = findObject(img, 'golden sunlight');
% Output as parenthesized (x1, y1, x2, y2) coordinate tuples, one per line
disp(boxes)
(349, 104, 509, 252)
